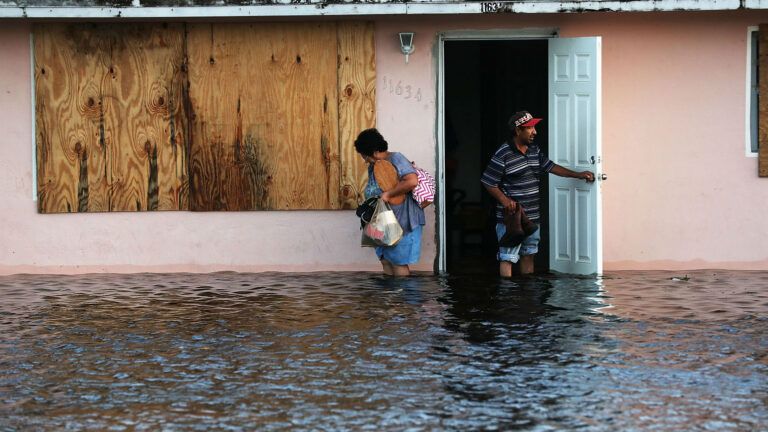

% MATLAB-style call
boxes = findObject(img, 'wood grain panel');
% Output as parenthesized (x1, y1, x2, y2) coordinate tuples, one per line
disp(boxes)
(36, 21, 374, 212)
(34, 23, 187, 213)
(760, 25, 768, 177)
(337, 22, 376, 209)
(106, 24, 188, 211)
(35, 25, 110, 212)
(186, 22, 341, 210)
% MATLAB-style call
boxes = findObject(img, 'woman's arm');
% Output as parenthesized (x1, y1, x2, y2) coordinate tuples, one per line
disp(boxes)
(381, 173, 418, 203)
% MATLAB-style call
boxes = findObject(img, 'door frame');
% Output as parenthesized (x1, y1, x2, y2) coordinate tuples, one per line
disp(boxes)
(436, 28, 587, 274)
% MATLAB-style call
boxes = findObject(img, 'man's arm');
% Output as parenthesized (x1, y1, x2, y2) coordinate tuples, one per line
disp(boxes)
(481, 145, 517, 211)
(483, 184, 517, 213)
(550, 164, 595, 182)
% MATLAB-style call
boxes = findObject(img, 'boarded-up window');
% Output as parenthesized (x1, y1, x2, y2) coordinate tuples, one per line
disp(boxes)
(35, 24, 189, 212)
(34, 22, 374, 212)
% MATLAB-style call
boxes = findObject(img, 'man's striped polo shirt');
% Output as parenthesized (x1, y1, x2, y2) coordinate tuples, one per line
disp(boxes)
(480, 142, 554, 224)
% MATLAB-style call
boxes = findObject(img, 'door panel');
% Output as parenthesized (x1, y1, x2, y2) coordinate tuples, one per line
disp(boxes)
(554, 187, 571, 261)
(548, 37, 602, 275)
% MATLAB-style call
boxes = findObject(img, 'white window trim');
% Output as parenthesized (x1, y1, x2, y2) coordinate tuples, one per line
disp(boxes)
(31, 31, 37, 200)
(746, 25, 759, 158)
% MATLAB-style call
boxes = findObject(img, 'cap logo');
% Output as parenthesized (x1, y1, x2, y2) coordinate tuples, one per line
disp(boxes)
(514, 113, 533, 127)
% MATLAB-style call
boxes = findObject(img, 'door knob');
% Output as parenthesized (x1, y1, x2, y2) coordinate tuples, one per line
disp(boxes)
(599, 173, 607, 181)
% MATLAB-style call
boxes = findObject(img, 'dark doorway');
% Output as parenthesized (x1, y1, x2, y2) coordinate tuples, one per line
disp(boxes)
(444, 39, 549, 275)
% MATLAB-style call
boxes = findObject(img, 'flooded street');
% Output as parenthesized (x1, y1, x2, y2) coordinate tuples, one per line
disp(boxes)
(1, 271, 766, 430)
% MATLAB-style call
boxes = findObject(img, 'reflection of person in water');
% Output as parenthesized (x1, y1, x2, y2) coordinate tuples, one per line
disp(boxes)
(436, 276, 616, 427)
(440, 277, 555, 344)
(433, 277, 558, 414)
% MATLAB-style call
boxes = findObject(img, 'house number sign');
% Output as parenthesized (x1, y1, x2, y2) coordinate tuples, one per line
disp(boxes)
(382, 76, 422, 102)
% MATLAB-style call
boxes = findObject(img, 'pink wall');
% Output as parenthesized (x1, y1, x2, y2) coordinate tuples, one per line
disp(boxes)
(0, 22, 416, 274)
(563, 12, 768, 270)
(2, 11, 768, 274)
(376, 11, 768, 271)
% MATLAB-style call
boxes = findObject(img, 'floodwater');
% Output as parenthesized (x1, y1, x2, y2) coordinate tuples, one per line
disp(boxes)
(1, 271, 766, 431)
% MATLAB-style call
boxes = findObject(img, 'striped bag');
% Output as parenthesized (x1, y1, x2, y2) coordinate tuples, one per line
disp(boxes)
(411, 162, 435, 208)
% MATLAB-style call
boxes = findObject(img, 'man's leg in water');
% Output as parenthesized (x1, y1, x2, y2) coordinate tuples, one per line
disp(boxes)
(519, 255, 534, 275)
(500, 261, 512, 277)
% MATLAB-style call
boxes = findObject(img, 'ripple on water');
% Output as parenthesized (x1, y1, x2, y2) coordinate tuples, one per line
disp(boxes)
(0, 270, 766, 430)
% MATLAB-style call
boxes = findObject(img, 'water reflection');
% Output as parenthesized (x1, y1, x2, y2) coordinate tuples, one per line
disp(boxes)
(0, 271, 766, 430)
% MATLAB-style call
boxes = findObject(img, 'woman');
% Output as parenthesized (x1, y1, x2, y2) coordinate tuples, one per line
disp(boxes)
(355, 128, 425, 277)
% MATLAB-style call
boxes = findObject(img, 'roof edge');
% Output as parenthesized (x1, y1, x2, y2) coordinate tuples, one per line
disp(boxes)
(0, 1, 752, 19)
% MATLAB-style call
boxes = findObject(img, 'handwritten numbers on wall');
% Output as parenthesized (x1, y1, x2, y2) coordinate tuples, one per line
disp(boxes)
(382, 76, 422, 102)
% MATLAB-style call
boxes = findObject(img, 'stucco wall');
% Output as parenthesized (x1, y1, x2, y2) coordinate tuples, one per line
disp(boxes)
(563, 11, 768, 270)
(0, 21, 420, 274)
(377, 11, 768, 270)
(1, 10, 767, 274)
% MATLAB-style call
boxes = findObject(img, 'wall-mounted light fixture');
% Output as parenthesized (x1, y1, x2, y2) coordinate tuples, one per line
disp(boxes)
(399, 32, 415, 64)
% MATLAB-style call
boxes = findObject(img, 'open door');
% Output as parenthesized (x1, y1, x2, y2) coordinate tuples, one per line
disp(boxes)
(548, 37, 603, 275)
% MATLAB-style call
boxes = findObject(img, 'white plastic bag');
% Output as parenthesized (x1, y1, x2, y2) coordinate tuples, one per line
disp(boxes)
(362, 199, 403, 246)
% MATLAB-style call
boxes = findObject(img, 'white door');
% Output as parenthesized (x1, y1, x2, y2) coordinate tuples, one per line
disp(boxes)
(548, 37, 603, 275)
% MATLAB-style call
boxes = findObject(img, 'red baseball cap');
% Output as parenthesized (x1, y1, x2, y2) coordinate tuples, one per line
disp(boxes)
(509, 111, 542, 128)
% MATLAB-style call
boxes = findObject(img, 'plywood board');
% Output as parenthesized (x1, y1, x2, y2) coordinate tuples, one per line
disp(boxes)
(35, 21, 374, 212)
(186, 22, 342, 210)
(35, 24, 110, 213)
(106, 24, 188, 211)
(337, 22, 377, 209)
(34, 23, 188, 213)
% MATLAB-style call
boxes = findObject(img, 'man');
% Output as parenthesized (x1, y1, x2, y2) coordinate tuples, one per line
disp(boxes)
(481, 111, 595, 277)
